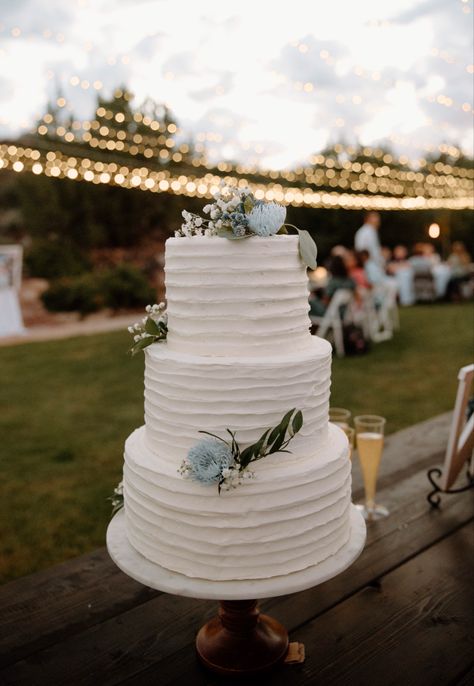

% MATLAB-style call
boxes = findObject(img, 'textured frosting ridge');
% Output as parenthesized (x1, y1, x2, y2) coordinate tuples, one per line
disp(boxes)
(124, 424, 351, 580)
(144, 338, 331, 464)
(165, 235, 311, 357)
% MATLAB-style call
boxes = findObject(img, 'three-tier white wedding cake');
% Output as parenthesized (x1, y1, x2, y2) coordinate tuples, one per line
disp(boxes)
(121, 233, 352, 582)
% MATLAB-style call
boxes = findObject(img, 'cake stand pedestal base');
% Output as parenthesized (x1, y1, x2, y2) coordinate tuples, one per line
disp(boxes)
(107, 507, 366, 676)
(196, 599, 288, 676)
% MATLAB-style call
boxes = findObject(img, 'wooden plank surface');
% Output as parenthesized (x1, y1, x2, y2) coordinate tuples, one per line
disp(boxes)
(275, 522, 474, 686)
(0, 549, 159, 667)
(120, 522, 474, 686)
(1, 445, 472, 686)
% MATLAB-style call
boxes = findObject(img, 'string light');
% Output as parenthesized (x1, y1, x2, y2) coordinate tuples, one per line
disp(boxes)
(1, 144, 472, 211)
(25, 102, 474, 201)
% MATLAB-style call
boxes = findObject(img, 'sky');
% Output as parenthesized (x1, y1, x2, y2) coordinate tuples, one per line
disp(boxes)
(0, 0, 472, 170)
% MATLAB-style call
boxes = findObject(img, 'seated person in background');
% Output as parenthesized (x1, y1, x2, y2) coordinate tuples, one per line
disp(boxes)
(330, 244, 349, 259)
(387, 243, 414, 305)
(345, 250, 371, 289)
(447, 241, 473, 300)
(409, 243, 432, 274)
(421, 242, 441, 266)
(448, 241, 472, 276)
(381, 246, 392, 265)
(309, 255, 356, 318)
(392, 244, 409, 263)
(388, 244, 410, 273)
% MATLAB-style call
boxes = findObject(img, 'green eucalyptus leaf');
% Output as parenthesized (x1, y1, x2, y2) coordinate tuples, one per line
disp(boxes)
(238, 445, 255, 470)
(269, 409, 296, 453)
(252, 428, 272, 459)
(244, 196, 254, 214)
(277, 225, 288, 234)
(292, 410, 303, 435)
(267, 424, 282, 445)
(130, 336, 155, 356)
(297, 229, 318, 269)
(145, 318, 161, 335)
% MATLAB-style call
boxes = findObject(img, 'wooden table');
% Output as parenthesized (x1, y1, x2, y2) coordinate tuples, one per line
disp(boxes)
(1, 413, 473, 685)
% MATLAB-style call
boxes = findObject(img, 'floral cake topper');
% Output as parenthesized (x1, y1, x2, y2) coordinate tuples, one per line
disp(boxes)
(174, 182, 317, 269)
(178, 408, 304, 493)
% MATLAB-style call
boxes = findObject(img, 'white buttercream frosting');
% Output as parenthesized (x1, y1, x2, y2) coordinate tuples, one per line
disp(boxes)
(165, 235, 312, 357)
(124, 424, 351, 580)
(144, 338, 331, 464)
(120, 233, 353, 583)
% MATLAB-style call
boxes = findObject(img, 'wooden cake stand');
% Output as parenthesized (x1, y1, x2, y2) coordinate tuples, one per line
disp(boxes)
(107, 506, 366, 676)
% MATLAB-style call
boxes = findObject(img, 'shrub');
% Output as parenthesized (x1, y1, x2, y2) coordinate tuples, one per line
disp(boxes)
(100, 264, 156, 310)
(41, 264, 155, 316)
(41, 275, 101, 317)
(25, 240, 90, 279)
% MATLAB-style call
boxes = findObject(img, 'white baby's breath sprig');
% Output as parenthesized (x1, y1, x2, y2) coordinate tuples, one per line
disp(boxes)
(109, 480, 124, 516)
(127, 303, 168, 356)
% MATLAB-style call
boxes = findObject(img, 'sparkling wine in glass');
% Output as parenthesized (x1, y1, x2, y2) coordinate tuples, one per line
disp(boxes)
(354, 415, 388, 520)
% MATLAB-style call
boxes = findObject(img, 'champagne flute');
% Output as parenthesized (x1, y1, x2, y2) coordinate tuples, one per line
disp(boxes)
(354, 415, 388, 521)
(343, 426, 355, 460)
(329, 407, 351, 429)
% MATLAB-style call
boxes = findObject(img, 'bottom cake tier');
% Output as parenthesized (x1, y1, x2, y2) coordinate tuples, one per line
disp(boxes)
(123, 423, 352, 582)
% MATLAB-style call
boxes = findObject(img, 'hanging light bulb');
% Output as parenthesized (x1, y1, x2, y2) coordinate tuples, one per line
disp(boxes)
(428, 223, 441, 238)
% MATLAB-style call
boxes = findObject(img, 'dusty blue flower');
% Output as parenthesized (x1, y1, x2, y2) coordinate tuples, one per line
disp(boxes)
(186, 439, 235, 484)
(248, 202, 286, 237)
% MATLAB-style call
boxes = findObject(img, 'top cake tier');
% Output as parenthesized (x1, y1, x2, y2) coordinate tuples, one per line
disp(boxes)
(165, 235, 311, 357)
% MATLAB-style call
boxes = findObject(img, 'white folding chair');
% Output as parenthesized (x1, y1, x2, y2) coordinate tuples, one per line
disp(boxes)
(347, 288, 371, 340)
(367, 281, 398, 342)
(310, 289, 354, 357)
(427, 364, 474, 507)
(441, 364, 474, 491)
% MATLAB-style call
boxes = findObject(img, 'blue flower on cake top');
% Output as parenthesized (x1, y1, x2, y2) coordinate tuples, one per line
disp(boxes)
(247, 202, 286, 236)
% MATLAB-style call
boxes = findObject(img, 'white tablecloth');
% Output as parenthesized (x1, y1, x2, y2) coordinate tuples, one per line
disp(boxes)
(0, 288, 25, 337)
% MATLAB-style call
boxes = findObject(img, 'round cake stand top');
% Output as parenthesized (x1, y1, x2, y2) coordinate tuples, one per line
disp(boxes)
(106, 505, 366, 601)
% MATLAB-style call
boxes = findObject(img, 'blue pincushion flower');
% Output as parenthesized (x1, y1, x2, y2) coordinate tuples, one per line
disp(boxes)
(186, 439, 235, 484)
(247, 202, 286, 237)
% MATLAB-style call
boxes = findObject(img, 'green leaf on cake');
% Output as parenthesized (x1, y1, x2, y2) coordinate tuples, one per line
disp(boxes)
(144, 318, 161, 335)
(244, 196, 254, 214)
(269, 408, 296, 452)
(130, 337, 155, 356)
(238, 445, 254, 469)
(277, 225, 288, 234)
(297, 229, 318, 269)
(267, 423, 282, 445)
(249, 428, 272, 461)
(292, 410, 303, 435)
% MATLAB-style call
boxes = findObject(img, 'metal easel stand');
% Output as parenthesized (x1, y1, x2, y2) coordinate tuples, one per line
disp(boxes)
(426, 467, 474, 508)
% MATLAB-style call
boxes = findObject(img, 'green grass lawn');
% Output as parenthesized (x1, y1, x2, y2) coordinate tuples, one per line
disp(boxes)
(0, 302, 473, 583)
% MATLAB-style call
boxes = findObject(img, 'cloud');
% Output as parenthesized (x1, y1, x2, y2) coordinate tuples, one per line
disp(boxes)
(389, 0, 450, 24)
(0, 0, 471, 164)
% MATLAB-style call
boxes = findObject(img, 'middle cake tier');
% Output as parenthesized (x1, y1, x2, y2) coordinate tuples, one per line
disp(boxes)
(144, 336, 332, 464)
